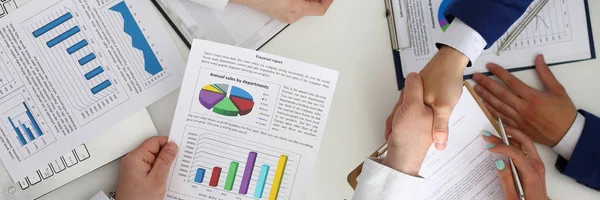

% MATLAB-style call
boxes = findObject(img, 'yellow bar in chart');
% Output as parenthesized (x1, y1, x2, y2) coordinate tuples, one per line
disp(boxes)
(268, 155, 288, 200)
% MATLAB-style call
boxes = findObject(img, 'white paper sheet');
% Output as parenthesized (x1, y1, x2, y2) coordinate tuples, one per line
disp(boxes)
(164, 40, 338, 200)
(0, 0, 185, 180)
(394, 0, 593, 77)
(156, 0, 288, 50)
(417, 86, 504, 199)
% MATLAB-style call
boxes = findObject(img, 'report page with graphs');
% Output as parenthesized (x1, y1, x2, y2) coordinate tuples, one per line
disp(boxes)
(165, 40, 338, 200)
(394, 0, 593, 77)
(0, 0, 185, 179)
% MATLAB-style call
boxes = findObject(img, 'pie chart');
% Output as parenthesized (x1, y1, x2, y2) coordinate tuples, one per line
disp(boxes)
(438, 0, 452, 32)
(199, 84, 254, 116)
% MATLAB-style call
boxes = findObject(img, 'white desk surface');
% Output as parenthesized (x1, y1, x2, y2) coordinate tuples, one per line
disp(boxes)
(43, 0, 600, 199)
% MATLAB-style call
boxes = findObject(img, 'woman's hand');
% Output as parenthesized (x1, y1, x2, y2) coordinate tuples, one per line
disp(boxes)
(482, 127, 548, 200)
(231, 0, 334, 23)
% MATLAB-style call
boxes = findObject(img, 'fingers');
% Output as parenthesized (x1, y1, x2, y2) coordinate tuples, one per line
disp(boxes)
(494, 159, 518, 199)
(482, 101, 518, 127)
(485, 63, 538, 99)
(302, 0, 334, 16)
(432, 107, 451, 151)
(504, 127, 541, 161)
(149, 142, 179, 181)
(534, 55, 565, 94)
(402, 73, 424, 106)
(474, 84, 521, 123)
(487, 144, 537, 177)
(131, 136, 169, 165)
(473, 73, 524, 111)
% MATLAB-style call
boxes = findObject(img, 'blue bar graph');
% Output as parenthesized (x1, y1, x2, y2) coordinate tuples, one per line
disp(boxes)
(8, 117, 26, 146)
(47, 26, 80, 48)
(24, 102, 43, 137)
(254, 164, 270, 199)
(20, 122, 35, 141)
(194, 168, 205, 183)
(91, 80, 112, 94)
(78, 53, 96, 66)
(67, 40, 88, 54)
(32, 12, 73, 38)
(84, 66, 104, 80)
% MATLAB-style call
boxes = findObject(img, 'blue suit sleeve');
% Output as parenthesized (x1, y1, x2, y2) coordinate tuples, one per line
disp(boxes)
(443, 0, 533, 49)
(555, 110, 600, 190)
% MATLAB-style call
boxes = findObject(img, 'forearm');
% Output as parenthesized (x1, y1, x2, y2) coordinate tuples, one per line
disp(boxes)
(424, 45, 469, 76)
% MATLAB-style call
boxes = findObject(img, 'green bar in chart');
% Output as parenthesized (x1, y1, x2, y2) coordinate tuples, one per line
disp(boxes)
(224, 161, 239, 191)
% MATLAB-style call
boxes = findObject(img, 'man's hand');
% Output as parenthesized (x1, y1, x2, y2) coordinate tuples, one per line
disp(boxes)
(116, 136, 178, 200)
(383, 73, 434, 176)
(419, 46, 469, 150)
(231, 0, 334, 24)
(473, 55, 577, 146)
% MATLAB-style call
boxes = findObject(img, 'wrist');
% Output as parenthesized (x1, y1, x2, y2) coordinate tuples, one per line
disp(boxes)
(437, 45, 469, 72)
(382, 147, 426, 176)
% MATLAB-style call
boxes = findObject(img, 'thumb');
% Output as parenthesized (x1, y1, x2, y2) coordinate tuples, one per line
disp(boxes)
(150, 142, 178, 181)
(432, 107, 451, 151)
(534, 55, 564, 94)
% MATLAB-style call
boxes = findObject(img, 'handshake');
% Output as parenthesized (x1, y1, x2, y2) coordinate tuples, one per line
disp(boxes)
(384, 47, 577, 179)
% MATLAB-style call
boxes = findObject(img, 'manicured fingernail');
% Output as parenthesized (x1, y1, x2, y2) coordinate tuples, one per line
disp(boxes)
(435, 142, 447, 151)
(165, 143, 178, 155)
(486, 144, 495, 149)
(482, 130, 492, 137)
(495, 160, 505, 170)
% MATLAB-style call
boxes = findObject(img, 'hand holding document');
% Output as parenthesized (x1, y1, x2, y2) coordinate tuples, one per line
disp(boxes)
(164, 40, 338, 200)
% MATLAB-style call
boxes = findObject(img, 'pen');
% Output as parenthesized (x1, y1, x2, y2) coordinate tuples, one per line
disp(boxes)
(497, 0, 549, 56)
(498, 118, 525, 200)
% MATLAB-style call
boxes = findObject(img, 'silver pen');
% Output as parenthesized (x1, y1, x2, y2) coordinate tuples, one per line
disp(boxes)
(498, 118, 525, 200)
(497, 0, 549, 56)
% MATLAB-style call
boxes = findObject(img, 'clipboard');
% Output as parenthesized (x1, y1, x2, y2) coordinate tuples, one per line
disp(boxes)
(385, 0, 596, 90)
(346, 81, 500, 190)
(150, 0, 289, 50)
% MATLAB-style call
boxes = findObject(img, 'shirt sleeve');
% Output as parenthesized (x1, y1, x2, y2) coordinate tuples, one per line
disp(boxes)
(352, 158, 424, 200)
(89, 191, 110, 200)
(552, 112, 586, 160)
(188, 0, 229, 11)
(436, 18, 487, 66)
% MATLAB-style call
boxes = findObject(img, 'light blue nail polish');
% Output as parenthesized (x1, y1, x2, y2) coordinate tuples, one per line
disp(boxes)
(486, 144, 495, 149)
(495, 160, 505, 170)
(482, 130, 492, 137)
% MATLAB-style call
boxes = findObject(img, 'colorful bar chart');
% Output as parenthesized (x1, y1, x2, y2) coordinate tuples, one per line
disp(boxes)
(20, 122, 35, 141)
(209, 167, 221, 187)
(239, 152, 257, 194)
(224, 161, 239, 191)
(194, 168, 205, 183)
(91, 80, 112, 94)
(32, 12, 73, 37)
(67, 40, 88, 54)
(269, 155, 288, 200)
(254, 165, 270, 199)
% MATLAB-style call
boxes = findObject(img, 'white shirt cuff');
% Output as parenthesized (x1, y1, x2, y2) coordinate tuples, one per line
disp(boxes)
(436, 19, 487, 66)
(352, 158, 424, 200)
(187, 0, 229, 11)
(552, 112, 586, 160)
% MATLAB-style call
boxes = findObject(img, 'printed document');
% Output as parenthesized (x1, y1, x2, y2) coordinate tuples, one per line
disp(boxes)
(156, 0, 288, 50)
(416, 86, 504, 199)
(164, 40, 338, 200)
(393, 0, 593, 77)
(0, 0, 185, 179)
